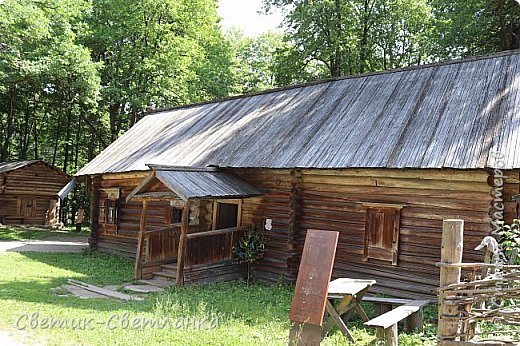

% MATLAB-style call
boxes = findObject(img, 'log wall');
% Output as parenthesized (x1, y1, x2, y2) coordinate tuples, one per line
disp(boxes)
(90, 168, 519, 299)
(234, 168, 519, 299)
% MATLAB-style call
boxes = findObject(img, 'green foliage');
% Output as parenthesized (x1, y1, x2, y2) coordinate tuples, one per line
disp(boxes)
(263, 0, 435, 81)
(263, 0, 520, 83)
(494, 219, 520, 264)
(86, 0, 234, 139)
(232, 225, 267, 266)
(227, 30, 287, 94)
(430, 0, 520, 59)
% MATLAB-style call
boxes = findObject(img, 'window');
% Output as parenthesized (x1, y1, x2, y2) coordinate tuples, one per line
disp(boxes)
(164, 200, 199, 226)
(171, 207, 183, 224)
(98, 200, 106, 223)
(99, 199, 118, 224)
(166, 206, 190, 225)
(362, 203, 404, 266)
(212, 199, 242, 230)
(98, 188, 120, 234)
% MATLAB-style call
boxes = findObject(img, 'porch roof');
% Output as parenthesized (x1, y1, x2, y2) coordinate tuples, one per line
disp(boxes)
(128, 166, 261, 201)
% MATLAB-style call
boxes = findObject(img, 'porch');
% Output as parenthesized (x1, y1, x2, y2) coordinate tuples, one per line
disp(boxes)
(128, 165, 261, 285)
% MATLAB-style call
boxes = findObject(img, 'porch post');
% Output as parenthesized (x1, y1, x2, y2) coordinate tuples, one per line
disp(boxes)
(176, 199, 190, 285)
(134, 200, 148, 279)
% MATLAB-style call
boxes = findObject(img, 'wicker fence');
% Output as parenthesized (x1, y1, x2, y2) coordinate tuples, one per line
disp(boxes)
(437, 220, 520, 345)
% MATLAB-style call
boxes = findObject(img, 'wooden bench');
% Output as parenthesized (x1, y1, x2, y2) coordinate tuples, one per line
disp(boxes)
(363, 296, 428, 332)
(364, 300, 430, 346)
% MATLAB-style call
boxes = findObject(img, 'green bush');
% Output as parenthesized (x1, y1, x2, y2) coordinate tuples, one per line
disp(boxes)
(494, 219, 520, 264)
(232, 225, 267, 282)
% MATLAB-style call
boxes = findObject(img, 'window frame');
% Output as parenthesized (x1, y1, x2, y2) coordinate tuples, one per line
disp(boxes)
(212, 199, 242, 230)
(98, 188, 120, 235)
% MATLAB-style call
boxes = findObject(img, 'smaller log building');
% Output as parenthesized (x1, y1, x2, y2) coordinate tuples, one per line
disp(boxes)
(0, 160, 71, 226)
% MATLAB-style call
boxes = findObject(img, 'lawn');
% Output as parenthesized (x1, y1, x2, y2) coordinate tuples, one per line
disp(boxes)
(0, 225, 90, 241)
(0, 229, 438, 345)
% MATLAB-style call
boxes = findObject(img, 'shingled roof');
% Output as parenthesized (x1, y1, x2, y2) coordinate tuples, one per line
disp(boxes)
(77, 50, 520, 176)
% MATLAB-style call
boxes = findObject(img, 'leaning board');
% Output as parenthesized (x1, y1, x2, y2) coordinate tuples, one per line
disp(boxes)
(289, 229, 339, 326)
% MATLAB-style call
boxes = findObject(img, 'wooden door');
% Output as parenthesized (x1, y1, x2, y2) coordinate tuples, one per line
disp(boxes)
(19, 197, 36, 218)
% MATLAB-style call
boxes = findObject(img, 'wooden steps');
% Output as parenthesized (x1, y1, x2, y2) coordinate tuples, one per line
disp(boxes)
(138, 278, 173, 288)
(149, 260, 246, 285)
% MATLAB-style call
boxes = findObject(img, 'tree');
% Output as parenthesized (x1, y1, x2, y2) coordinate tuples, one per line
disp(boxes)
(0, 0, 100, 165)
(263, 0, 433, 82)
(430, 0, 520, 59)
(227, 30, 287, 93)
(85, 0, 234, 140)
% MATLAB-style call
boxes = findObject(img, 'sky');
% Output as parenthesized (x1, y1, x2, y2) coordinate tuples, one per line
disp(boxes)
(217, 0, 284, 37)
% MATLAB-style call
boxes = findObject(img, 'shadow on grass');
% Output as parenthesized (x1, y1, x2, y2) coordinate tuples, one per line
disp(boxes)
(0, 251, 152, 313)
(0, 225, 90, 241)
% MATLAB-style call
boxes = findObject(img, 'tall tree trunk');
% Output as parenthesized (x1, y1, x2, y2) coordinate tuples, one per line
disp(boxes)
(63, 106, 73, 174)
(359, 0, 374, 73)
(1, 85, 16, 161)
(330, 0, 343, 77)
(497, 0, 510, 51)
(32, 94, 39, 159)
(109, 103, 121, 141)
(20, 99, 31, 159)
(33, 116, 39, 159)
(74, 112, 81, 171)
(52, 112, 62, 166)
(130, 106, 139, 127)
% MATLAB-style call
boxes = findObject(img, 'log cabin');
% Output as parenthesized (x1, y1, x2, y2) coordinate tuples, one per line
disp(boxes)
(76, 50, 520, 299)
(0, 160, 71, 226)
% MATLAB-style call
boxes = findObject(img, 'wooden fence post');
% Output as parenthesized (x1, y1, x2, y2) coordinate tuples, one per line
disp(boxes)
(176, 199, 190, 285)
(438, 219, 464, 344)
(134, 200, 148, 279)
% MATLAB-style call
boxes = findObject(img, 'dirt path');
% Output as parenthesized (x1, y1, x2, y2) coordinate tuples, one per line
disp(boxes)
(0, 236, 88, 253)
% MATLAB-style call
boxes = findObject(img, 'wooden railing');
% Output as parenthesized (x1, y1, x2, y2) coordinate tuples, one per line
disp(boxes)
(135, 225, 246, 280)
(135, 226, 179, 278)
(185, 226, 244, 267)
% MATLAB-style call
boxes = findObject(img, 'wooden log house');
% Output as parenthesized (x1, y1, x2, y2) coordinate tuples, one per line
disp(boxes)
(0, 160, 71, 226)
(76, 51, 520, 299)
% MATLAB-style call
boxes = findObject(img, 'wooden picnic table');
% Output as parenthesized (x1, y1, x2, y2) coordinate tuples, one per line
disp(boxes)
(322, 278, 376, 342)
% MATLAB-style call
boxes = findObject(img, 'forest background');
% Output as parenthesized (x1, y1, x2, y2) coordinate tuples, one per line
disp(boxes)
(1, 0, 519, 223)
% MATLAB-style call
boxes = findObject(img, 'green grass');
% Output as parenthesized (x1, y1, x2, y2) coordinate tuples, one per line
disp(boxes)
(0, 241, 438, 345)
(0, 225, 90, 241)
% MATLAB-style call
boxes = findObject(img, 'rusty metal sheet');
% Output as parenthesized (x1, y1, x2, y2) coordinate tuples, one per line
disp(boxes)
(289, 229, 339, 326)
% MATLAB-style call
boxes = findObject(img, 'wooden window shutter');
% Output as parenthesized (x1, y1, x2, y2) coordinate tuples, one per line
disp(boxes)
(363, 203, 404, 266)
(98, 200, 106, 224)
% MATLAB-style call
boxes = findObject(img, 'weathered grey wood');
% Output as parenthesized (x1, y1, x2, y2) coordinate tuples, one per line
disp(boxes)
(134, 200, 148, 279)
(176, 200, 190, 285)
(126, 171, 155, 202)
(67, 279, 143, 301)
(76, 51, 520, 177)
(185, 226, 241, 239)
(438, 219, 464, 342)
(405, 308, 424, 333)
(324, 301, 354, 343)
(365, 300, 428, 330)
(375, 323, 398, 346)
